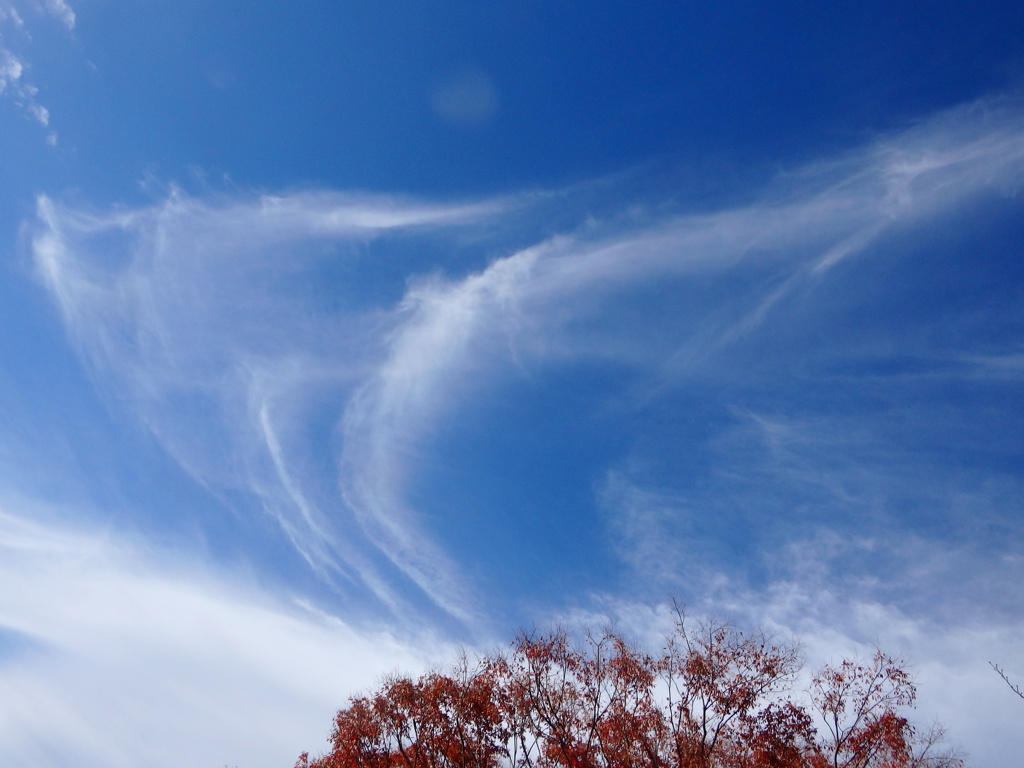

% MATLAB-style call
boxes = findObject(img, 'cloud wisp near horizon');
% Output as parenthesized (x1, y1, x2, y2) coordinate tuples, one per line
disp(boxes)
(0, 495, 458, 767)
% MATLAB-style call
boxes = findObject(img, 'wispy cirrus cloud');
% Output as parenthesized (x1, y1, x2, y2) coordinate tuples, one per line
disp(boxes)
(32, 188, 510, 622)
(18, 96, 1024, 768)
(30, 95, 1024, 628)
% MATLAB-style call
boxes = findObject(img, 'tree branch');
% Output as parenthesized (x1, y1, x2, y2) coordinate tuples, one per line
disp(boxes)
(990, 662, 1024, 701)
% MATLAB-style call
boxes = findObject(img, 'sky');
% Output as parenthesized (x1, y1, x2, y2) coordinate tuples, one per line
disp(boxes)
(1, 1, 1024, 766)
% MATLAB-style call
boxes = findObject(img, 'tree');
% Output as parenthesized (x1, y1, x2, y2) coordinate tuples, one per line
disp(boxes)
(297, 613, 965, 768)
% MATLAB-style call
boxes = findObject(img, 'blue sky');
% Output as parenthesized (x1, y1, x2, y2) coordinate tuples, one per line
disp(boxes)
(2, 1, 1024, 765)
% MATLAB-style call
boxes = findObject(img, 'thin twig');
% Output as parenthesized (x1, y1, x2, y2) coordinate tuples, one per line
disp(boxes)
(990, 662, 1024, 700)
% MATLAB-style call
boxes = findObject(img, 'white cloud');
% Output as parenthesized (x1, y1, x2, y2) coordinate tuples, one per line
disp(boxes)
(0, 499, 454, 768)
(0, 4, 19, 22)
(339, 246, 542, 622)
(540, 593, 1024, 768)
(41, 0, 74, 30)
(32, 190, 512, 621)
(741, 589, 1024, 768)
(6, 496, 1010, 768)
(0, 47, 25, 95)
(29, 95, 1024, 627)
(0, 0, 74, 135)
(16, 95, 1024, 768)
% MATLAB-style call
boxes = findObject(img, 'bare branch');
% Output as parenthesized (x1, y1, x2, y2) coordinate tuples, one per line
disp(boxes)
(990, 662, 1024, 701)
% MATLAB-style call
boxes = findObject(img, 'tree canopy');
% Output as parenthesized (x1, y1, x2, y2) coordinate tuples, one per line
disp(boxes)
(297, 612, 964, 768)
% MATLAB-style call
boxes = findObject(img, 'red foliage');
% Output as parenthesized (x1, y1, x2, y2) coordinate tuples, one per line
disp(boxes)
(297, 614, 962, 768)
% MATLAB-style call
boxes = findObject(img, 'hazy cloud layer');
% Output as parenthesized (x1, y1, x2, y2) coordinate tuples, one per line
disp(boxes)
(0, 496, 451, 768)
(542, 593, 1024, 768)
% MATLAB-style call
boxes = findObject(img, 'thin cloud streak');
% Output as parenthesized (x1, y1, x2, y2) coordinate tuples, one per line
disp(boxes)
(339, 247, 542, 622)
